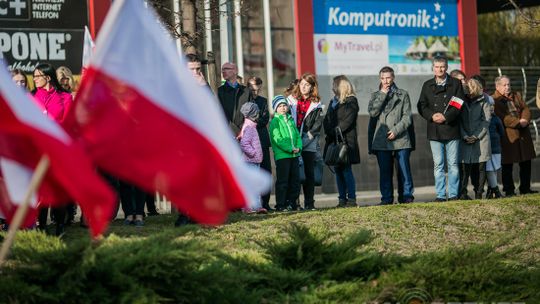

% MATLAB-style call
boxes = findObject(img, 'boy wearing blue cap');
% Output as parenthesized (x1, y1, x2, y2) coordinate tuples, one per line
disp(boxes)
(269, 95, 302, 211)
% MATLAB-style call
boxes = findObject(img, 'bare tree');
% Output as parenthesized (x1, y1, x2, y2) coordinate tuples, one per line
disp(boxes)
(507, 0, 540, 27)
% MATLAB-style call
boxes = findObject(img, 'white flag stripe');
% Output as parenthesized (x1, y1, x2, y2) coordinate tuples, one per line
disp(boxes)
(0, 158, 37, 207)
(0, 61, 69, 143)
(82, 26, 96, 68)
(92, 0, 270, 206)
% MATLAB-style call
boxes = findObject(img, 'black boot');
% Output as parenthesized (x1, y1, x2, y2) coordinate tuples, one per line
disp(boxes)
(485, 187, 493, 199)
(493, 187, 502, 198)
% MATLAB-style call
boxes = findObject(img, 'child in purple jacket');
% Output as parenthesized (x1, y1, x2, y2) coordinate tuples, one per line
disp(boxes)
(238, 102, 266, 213)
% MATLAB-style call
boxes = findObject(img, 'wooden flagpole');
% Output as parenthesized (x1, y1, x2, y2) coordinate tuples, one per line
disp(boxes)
(0, 155, 50, 267)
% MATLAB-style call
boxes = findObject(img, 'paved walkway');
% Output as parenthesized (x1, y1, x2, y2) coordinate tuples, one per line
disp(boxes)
(153, 183, 540, 213)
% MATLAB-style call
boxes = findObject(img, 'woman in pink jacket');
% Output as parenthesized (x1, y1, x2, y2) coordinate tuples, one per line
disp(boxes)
(32, 63, 72, 123)
(32, 63, 73, 236)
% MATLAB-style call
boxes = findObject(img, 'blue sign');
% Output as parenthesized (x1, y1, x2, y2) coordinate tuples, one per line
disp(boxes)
(313, 0, 458, 36)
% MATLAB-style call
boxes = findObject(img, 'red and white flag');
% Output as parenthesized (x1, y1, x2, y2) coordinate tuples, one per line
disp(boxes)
(448, 96, 464, 110)
(81, 26, 96, 78)
(65, 0, 270, 225)
(0, 63, 116, 237)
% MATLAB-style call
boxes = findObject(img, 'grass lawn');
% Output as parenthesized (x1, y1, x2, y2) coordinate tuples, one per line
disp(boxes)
(1, 195, 539, 303)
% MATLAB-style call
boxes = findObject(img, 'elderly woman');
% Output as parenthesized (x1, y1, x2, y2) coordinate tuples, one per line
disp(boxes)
(368, 66, 414, 205)
(459, 78, 491, 199)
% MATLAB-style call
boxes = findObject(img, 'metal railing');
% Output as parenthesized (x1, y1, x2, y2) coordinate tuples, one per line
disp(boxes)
(480, 66, 540, 156)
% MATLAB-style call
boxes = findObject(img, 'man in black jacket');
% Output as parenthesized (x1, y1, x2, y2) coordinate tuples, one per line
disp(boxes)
(417, 56, 465, 201)
(217, 62, 252, 136)
(247, 76, 272, 211)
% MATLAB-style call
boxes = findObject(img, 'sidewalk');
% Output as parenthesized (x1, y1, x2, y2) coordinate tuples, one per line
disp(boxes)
(154, 182, 540, 213)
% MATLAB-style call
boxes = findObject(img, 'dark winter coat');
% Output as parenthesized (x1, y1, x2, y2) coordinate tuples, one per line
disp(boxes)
(489, 114, 504, 154)
(492, 90, 536, 164)
(217, 82, 252, 135)
(417, 74, 465, 141)
(322, 96, 361, 164)
(252, 95, 271, 149)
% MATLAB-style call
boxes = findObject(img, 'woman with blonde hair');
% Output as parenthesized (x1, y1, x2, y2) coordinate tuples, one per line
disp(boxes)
(368, 66, 414, 205)
(56, 66, 78, 96)
(323, 75, 360, 207)
(289, 73, 323, 210)
(459, 78, 491, 199)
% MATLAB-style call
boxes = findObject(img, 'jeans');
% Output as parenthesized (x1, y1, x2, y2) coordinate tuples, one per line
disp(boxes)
(275, 157, 301, 210)
(430, 140, 460, 199)
(335, 164, 356, 201)
(375, 149, 414, 203)
(395, 149, 414, 202)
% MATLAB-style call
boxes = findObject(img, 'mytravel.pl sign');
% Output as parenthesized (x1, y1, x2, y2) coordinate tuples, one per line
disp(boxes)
(313, 0, 461, 75)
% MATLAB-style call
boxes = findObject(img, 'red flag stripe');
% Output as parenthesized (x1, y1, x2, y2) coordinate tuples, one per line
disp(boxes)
(73, 68, 246, 224)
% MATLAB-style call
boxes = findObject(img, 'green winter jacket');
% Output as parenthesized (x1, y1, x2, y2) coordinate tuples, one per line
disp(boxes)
(269, 113, 302, 161)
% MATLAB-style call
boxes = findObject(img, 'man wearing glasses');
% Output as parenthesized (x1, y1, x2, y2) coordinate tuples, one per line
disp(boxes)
(217, 62, 252, 136)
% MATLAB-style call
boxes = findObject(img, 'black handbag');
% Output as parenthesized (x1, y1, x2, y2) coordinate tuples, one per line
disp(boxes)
(324, 127, 349, 166)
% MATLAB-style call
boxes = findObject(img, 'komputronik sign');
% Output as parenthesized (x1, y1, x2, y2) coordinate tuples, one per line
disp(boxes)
(313, 0, 462, 75)
(0, 0, 87, 73)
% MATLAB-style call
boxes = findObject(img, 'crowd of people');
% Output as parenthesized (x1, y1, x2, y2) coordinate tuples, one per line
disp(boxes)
(1, 54, 538, 234)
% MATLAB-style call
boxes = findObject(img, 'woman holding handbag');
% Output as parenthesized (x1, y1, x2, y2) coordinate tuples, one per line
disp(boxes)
(368, 66, 414, 205)
(323, 75, 360, 207)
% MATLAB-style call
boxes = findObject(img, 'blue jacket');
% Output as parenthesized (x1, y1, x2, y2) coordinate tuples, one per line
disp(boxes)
(489, 114, 504, 154)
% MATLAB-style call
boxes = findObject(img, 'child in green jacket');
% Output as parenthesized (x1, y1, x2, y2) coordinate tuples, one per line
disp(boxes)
(269, 95, 302, 211)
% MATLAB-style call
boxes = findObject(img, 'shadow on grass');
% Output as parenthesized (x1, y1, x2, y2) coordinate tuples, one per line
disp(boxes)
(1, 223, 538, 303)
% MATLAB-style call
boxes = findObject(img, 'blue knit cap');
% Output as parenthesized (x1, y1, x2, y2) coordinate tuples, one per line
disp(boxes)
(272, 95, 288, 111)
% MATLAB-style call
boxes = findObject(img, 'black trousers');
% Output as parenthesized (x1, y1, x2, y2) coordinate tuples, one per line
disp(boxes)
(460, 162, 486, 196)
(301, 151, 317, 208)
(38, 206, 66, 228)
(260, 147, 272, 208)
(119, 180, 146, 217)
(502, 160, 532, 194)
(145, 192, 157, 213)
(275, 157, 300, 210)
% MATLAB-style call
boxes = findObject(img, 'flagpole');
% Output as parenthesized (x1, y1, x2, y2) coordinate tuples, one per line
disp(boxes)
(0, 155, 50, 267)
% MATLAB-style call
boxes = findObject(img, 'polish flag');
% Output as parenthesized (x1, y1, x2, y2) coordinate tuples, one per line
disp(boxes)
(0, 63, 116, 237)
(81, 26, 96, 78)
(64, 0, 270, 224)
(448, 96, 464, 110)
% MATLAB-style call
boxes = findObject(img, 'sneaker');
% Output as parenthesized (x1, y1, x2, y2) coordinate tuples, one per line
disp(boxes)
(147, 211, 160, 216)
(380, 201, 393, 206)
(174, 214, 192, 227)
(337, 199, 348, 208)
(256, 207, 268, 214)
(505, 191, 516, 197)
(123, 219, 133, 226)
(346, 199, 357, 207)
(448, 197, 459, 201)
(134, 219, 144, 227)
(434, 197, 446, 202)
(403, 198, 414, 204)
(242, 208, 256, 214)
(520, 189, 538, 195)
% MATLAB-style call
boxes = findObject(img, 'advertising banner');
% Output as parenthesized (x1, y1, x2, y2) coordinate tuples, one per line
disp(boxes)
(313, 0, 461, 75)
(0, 0, 87, 73)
